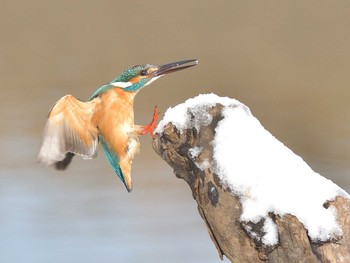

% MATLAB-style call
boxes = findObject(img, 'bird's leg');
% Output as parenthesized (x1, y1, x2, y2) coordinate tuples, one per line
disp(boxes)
(137, 106, 159, 138)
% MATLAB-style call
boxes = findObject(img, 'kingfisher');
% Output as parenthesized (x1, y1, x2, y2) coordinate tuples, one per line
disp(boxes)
(38, 59, 198, 192)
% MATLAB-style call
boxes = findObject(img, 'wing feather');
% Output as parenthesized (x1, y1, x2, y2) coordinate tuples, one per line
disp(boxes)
(38, 95, 99, 168)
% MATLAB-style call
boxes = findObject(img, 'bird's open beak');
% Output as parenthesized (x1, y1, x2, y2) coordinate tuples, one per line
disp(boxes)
(155, 59, 198, 76)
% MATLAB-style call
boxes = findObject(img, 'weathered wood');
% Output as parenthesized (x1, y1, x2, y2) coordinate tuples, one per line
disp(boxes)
(152, 104, 350, 263)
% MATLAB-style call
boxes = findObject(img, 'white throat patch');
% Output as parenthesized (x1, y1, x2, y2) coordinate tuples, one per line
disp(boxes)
(110, 81, 133, 88)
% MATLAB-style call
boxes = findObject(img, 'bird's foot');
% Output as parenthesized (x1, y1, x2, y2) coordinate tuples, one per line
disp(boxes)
(139, 106, 159, 138)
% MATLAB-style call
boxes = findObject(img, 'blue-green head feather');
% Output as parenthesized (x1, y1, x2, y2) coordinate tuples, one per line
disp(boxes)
(88, 59, 198, 100)
(110, 64, 149, 83)
(89, 64, 158, 100)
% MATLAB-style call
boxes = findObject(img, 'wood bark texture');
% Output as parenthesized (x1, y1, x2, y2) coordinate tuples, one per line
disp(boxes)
(152, 104, 350, 263)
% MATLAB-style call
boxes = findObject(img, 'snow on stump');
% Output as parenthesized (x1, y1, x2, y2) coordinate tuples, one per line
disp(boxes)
(152, 93, 350, 263)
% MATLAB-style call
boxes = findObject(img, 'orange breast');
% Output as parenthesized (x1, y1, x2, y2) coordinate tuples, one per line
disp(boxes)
(93, 88, 136, 157)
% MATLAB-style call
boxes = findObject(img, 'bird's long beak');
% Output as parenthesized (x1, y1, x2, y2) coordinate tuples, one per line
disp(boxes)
(155, 59, 198, 76)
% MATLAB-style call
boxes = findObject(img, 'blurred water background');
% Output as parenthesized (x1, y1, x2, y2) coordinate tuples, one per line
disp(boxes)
(0, 1, 349, 262)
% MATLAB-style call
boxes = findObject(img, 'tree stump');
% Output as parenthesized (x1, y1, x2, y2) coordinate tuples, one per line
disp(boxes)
(152, 100, 350, 263)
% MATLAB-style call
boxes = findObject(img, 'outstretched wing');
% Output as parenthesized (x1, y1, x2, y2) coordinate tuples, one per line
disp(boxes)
(38, 95, 99, 169)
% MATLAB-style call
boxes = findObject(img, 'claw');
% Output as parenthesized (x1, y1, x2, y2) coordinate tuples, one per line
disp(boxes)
(139, 106, 159, 137)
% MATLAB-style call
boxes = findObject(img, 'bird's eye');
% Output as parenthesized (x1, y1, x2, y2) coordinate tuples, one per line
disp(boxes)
(140, 70, 148, 76)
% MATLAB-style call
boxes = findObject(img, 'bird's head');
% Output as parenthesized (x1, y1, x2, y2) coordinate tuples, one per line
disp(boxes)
(109, 59, 198, 92)
(89, 59, 198, 100)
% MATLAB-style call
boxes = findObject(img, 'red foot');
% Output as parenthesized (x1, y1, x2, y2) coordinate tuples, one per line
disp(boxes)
(139, 106, 159, 138)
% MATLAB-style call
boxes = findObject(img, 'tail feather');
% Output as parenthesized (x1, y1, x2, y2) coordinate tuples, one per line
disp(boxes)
(100, 136, 132, 192)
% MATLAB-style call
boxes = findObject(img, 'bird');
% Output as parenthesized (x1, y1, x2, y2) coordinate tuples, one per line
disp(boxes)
(38, 59, 198, 192)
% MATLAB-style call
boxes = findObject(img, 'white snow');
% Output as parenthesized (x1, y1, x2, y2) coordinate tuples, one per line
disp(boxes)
(155, 93, 350, 246)
(188, 147, 202, 159)
(154, 93, 246, 134)
(262, 217, 278, 245)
